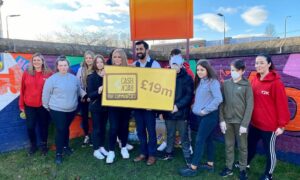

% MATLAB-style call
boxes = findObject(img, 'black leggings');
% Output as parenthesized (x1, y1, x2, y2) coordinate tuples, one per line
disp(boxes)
(248, 125, 277, 175)
(80, 101, 90, 136)
(50, 109, 76, 154)
(24, 105, 50, 147)
(91, 110, 108, 150)
(108, 107, 130, 151)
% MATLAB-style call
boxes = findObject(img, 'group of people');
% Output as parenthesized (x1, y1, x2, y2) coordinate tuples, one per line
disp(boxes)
(19, 40, 290, 180)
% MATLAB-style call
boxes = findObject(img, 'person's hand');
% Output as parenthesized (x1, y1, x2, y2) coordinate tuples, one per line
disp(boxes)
(199, 110, 207, 116)
(87, 98, 91, 102)
(220, 121, 227, 134)
(98, 86, 103, 94)
(171, 105, 178, 113)
(239, 126, 247, 135)
(275, 127, 285, 136)
(100, 70, 106, 77)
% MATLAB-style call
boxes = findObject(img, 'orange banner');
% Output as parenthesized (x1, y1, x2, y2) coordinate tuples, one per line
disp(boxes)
(130, 0, 193, 40)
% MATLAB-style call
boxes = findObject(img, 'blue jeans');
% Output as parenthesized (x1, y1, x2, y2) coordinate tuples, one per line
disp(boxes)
(191, 110, 219, 166)
(134, 109, 157, 156)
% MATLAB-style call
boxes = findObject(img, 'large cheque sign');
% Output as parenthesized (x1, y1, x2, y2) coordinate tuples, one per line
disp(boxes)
(102, 66, 176, 111)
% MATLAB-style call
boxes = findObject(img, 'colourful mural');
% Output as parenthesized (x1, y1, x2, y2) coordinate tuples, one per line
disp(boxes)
(0, 52, 300, 165)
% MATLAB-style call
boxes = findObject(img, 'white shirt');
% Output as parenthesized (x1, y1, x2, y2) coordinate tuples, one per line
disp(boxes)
(133, 55, 161, 68)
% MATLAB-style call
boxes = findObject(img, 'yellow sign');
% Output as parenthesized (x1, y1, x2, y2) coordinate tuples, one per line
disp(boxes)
(102, 66, 176, 111)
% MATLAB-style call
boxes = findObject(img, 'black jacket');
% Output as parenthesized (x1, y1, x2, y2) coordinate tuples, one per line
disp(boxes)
(163, 69, 194, 120)
(87, 71, 104, 112)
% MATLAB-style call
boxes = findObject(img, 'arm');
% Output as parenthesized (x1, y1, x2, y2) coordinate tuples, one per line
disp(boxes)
(175, 76, 194, 109)
(19, 72, 26, 111)
(241, 84, 254, 128)
(87, 74, 101, 100)
(274, 80, 290, 128)
(76, 67, 87, 96)
(219, 83, 225, 122)
(42, 78, 52, 110)
(202, 80, 223, 113)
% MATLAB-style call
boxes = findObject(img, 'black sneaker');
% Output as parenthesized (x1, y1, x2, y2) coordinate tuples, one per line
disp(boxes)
(28, 146, 37, 156)
(199, 163, 214, 172)
(259, 174, 273, 180)
(178, 166, 198, 177)
(161, 152, 174, 161)
(219, 168, 233, 177)
(239, 170, 248, 180)
(63, 147, 74, 156)
(55, 154, 63, 164)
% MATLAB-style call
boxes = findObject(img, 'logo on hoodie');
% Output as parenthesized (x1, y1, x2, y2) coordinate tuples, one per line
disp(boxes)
(261, 90, 270, 95)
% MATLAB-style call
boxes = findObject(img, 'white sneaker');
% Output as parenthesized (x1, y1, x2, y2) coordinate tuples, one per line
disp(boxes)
(190, 145, 193, 155)
(106, 151, 115, 164)
(93, 150, 104, 160)
(126, 144, 134, 151)
(157, 141, 167, 151)
(100, 147, 108, 156)
(121, 147, 130, 159)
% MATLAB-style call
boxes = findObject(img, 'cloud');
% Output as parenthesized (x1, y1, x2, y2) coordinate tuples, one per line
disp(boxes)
(195, 13, 230, 33)
(232, 33, 265, 38)
(104, 19, 122, 24)
(241, 6, 267, 26)
(217, 7, 238, 14)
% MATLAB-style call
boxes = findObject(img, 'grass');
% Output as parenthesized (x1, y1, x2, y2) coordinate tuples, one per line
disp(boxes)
(0, 137, 300, 180)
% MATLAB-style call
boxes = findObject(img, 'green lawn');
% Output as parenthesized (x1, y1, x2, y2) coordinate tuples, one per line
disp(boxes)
(0, 138, 299, 180)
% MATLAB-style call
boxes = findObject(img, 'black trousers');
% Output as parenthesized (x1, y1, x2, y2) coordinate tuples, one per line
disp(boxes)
(91, 110, 108, 150)
(24, 105, 50, 147)
(80, 101, 90, 136)
(50, 109, 76, 154)
(248, 125, 277, 175)
(108, 107, 130, 151)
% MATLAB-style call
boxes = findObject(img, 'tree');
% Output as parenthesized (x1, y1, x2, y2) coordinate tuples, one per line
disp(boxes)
(264, 24, 277, 37)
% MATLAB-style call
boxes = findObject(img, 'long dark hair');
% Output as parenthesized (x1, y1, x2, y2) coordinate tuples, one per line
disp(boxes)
(194, 60, 218, 89)
(92, 54, 106, 71)
(256, 53, 275, 70)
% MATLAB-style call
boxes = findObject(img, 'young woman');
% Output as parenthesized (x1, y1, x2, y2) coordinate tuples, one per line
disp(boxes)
(76, 51, 95, 147)
(179, 60, 223, 177)
(19, 53, 52, 156)
(247, 54, 290, 180)
(106, 49, 132, 164)
(87, 55, 109, 160)
(219, 59, 253, 180)
(42, 56, 85, 164)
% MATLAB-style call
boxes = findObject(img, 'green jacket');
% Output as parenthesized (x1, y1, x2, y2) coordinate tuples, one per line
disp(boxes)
(220, 78, 253, 128)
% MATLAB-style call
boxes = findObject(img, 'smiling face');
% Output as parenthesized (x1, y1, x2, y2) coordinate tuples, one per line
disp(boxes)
(112, 52, 123, 66)
(255, 56, 271, 75)
(196, 65, 208, 79)
(96, 57, 104, 70)
(32, 56, 43, 70)
(85, 54, 94, 66)
(135, 44, 148, 60)
(57, 60, 69, 74)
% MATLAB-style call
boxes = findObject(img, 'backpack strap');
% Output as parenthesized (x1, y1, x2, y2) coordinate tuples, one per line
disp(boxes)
(145, 59, 154, 68)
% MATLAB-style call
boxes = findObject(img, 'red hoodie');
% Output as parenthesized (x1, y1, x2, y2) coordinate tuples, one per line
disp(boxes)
(251, 71, 290, 131)
(19, 71, 52, 111)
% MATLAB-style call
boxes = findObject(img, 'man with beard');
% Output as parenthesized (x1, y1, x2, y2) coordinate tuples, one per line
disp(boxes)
(133, 40, 161, 165)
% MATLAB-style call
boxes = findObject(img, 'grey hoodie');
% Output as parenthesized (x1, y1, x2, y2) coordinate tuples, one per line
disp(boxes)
(219, 78, 253, 128)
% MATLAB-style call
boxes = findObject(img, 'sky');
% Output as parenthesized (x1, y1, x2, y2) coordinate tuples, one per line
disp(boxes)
(1, 0, 300, 42)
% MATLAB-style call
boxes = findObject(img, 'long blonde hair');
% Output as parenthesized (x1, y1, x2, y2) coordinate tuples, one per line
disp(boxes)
(27, 53, 52, 75)
(112, 49, 128, 66)
(81, 50, 95, 87)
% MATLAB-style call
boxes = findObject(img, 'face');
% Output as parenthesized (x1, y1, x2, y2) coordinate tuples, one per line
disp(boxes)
(112, 52, 122, 66)
(57, 60, 69, 74)
(170, 64, 181, 73)
(255, 56, 271, 74)
(230, 65, 244, 77)
(196, 65, 208, 79)
(32, 56, 43, 70)
(96, 58, 104, 70)
(136, 44, 147, 60)
(85, 54, 94, 66)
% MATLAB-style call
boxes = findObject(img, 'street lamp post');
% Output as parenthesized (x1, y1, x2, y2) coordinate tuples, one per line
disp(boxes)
(217, 13, 225, 45)
(285, 16, 291, 38)
(6, 14, 20, 39)
(0, 0, 4, 38)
